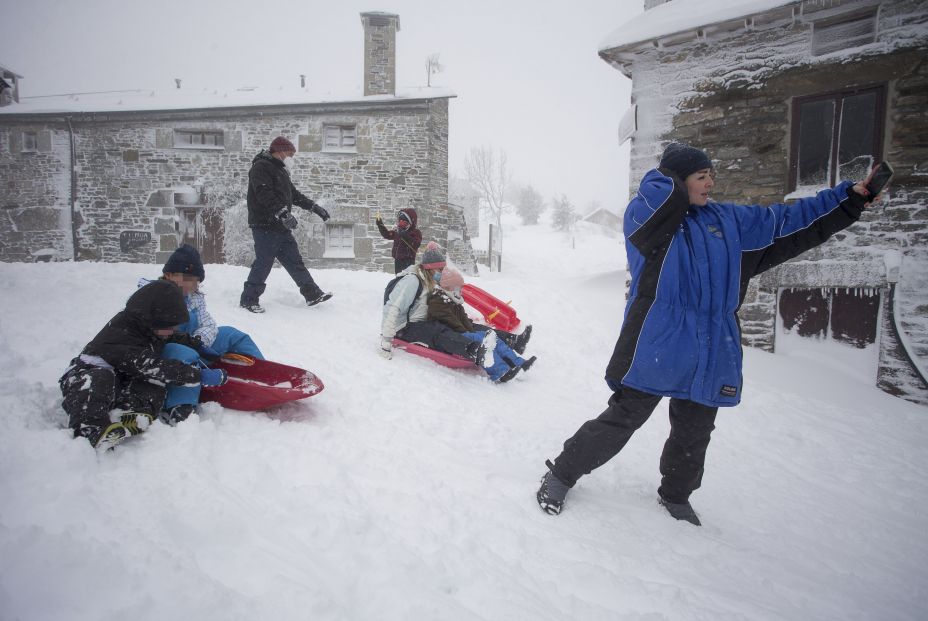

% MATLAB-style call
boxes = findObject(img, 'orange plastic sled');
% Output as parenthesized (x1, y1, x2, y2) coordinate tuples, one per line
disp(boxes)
(199, 354, 324, 411)
(461, 284, 521, 332)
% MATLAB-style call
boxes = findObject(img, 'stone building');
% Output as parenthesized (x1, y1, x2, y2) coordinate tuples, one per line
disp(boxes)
(601, 0, 928, 404)
(0, 12, 477, 274)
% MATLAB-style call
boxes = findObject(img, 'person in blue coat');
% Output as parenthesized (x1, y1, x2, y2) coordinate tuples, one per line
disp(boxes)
(537, 142, 876, 525)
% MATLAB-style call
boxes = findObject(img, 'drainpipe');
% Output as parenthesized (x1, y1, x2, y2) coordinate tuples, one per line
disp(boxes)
(66, 116, 78, 261)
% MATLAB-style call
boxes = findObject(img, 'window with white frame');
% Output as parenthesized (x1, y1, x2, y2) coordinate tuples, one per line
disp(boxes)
(174, 129, 224, 149)
(21, 131, 37, 152)
(324, 223, 355, 258)
(323, 125, 357, 152)
(789, 85, 885, 194)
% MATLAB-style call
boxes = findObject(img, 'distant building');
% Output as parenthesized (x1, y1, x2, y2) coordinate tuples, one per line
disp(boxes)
(582, 207, 622, 231)
(0, 12, 476, 273)
(601, 0, 928, 405)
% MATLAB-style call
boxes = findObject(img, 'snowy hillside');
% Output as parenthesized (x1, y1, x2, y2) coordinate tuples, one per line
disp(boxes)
(1, 220, 926, 621)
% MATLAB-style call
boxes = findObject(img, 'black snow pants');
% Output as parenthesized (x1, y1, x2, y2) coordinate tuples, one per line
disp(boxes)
(397, 321, 474, 358)
(550, 385, 718, 503)
(59, 359, 168, 435)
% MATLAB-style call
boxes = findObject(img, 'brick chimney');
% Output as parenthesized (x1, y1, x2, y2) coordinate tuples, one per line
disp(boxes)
(360, 12, 400, 96)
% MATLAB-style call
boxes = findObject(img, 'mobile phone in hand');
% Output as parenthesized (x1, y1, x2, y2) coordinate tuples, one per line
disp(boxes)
(866, 161, 894, 198)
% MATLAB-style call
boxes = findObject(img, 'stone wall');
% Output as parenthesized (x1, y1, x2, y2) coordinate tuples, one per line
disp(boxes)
(0, 97, 475, 275)
(602, 0, 928, 404)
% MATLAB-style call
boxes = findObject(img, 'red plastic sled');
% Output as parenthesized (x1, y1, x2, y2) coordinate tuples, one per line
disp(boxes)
(392, 339, 476, 369)
(199, 355, 324, 411)
(461, 284, 521, 332)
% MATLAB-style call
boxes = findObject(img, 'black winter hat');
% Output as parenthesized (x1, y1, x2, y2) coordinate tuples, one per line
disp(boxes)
(127, 280, 189, 329)
(163, 244, 205, 282)
(659, 143, 713, 180)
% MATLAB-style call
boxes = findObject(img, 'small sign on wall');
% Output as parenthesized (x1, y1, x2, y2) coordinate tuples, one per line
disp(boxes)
(617, 104, 638, 146)
(119, 230, 152, 252)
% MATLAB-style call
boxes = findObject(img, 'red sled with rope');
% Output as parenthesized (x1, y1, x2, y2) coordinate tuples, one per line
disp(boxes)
(461, 284, 520, 332)
(199, 354, 324, 411)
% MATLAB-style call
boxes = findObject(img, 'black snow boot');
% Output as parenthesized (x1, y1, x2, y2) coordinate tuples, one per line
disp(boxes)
(300, 285, 333, 307)
(512, 325, 532, 354)
(659, 497, 701, 526)
(536, 460, 570, 515)
(159, 404, 195, 427)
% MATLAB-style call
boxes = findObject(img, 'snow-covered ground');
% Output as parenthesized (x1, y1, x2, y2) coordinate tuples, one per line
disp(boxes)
(1, 219, 926, 621)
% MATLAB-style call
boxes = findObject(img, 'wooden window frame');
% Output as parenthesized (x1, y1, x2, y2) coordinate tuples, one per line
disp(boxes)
(788, 84, 886, 192)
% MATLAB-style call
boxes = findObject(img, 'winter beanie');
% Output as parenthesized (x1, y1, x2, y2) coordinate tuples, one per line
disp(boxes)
(398, 210, 411, 224)
(269, 136, 296, 153)
(163, 244, 205, 282)
(439, 267, 465, 292)
(420, 241, 446, 270)
(659, 143, 713, 180)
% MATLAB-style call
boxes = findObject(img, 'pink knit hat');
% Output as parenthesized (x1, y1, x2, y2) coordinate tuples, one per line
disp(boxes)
(420, 241, 446, 270)
(439, 267, 465, 291)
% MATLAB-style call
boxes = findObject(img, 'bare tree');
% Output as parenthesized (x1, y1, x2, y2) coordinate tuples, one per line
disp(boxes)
(516, 184, 545, 225)
(425, 54, 443, 87)
(465, 146, 511, 231)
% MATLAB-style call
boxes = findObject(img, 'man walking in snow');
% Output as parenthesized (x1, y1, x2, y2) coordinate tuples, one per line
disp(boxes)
(536, 142, 879, 525)
(239, 136, 332, 313)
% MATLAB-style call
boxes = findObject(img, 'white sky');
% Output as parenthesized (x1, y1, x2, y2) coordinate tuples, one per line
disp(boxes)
(0, 0, 642, 213)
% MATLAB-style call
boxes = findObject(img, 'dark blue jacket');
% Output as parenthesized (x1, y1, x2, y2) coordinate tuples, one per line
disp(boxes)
(606, 168, 860, 407)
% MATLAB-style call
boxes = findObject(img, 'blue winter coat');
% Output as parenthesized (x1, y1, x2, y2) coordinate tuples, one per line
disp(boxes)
(605, 168, 858, 408)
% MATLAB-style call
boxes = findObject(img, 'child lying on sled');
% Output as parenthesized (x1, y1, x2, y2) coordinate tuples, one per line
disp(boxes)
(427, 267, 537, 383)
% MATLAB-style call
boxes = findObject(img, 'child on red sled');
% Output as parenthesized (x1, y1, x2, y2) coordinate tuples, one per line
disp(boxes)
(59, 280, 228, 451)
(427, 267, 537, 383)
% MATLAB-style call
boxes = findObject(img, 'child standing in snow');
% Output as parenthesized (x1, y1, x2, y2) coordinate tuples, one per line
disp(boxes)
(59, 280, 228, 451)
(428, 267, 537, 383)
(142, 244, 264, 425)
(376, 208, 422, 273)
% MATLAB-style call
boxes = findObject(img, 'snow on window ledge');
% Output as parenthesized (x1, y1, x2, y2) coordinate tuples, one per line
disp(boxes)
(323, 249, 355, 259)
(784, 186, 820, 201)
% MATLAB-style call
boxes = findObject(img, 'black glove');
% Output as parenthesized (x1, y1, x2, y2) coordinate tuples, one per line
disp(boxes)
(310, 201, 330, 222)
(275, 207, 298, 230)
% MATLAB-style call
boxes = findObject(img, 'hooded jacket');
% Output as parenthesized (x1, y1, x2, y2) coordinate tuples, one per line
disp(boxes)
(246, 151, 319, 228)
(381, 265, 429, 339)
(81, 280, 201, 386)
(606, 168, 862, 408)
(377, 208, 422, 262)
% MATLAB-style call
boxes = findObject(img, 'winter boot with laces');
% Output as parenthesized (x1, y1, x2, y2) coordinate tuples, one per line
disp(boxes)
(119, 411, 155, 436)
(536, 460, 570, 515)
(80, 421, 131, 451)
(240, 301, 265, 314)
(659, 497, 701, 526)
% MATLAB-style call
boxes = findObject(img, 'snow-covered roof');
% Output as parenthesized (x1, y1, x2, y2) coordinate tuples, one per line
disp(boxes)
(0, 64, 24, 79)
(0, 84, 455, 116)
(599, 0, 796, 52)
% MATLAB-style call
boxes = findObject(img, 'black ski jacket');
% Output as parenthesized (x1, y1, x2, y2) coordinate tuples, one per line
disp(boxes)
(246, 151, 323, 229)
(80, 280, 202, 386)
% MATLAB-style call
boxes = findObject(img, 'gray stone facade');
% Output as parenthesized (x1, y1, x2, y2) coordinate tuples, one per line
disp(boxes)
(601, 0, 928, 405)
(0, 12, 475, 275)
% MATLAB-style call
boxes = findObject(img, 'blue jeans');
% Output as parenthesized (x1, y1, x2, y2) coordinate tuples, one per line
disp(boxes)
(241, 227, 321, 304)
(162, 326, 264, 409)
